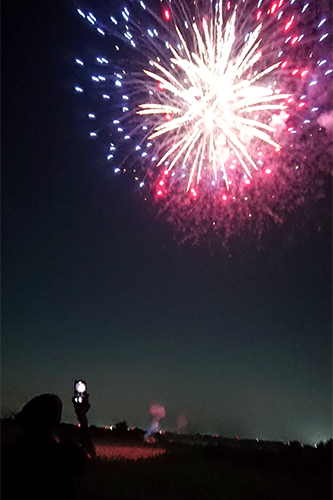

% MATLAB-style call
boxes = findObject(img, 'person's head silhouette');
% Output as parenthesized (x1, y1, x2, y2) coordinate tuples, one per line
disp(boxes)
(17, 393, 62, 442)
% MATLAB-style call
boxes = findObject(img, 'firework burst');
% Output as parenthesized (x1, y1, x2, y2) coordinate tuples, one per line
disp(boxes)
(73, 0, 332, 242)
(138, 5, 292, 192)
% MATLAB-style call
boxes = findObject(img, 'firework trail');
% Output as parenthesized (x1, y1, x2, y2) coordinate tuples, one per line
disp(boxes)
(73, 0, 332, 242)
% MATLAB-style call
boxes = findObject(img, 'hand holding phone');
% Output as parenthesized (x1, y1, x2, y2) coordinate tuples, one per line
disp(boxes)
(72, 379, 90, 425)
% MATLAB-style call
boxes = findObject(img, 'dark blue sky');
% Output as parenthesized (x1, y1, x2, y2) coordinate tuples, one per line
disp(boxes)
(2, 0, 332, 444)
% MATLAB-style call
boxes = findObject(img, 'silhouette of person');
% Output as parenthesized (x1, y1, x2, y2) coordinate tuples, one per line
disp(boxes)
(72, 388, 96, 459)
(2, 393, 95, 500)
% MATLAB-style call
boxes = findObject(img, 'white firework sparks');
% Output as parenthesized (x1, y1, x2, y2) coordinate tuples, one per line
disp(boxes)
(75, 0, 332, 242)
(137, 0, 291, 191)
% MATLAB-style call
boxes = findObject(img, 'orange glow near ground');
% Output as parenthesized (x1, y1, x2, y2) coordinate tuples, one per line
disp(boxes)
(95, 444, 166, 461)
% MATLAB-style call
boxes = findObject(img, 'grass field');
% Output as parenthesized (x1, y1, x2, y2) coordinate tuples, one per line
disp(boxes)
(71, 441, 332, 500)
(1, 419, 331, 499)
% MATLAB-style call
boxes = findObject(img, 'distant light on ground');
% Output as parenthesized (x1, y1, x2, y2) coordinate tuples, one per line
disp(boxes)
(95, 444, 166, 461)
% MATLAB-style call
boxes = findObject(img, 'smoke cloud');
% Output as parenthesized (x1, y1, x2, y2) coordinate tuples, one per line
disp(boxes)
(144, 403, 166, 441)
(149, 403, 166, 420)
(177, 413, 188, 432)
(317, 110, 333, 133)
(270, 110, 290, 133)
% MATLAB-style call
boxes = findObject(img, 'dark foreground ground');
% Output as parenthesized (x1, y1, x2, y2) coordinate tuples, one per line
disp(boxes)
(75, 441, 332, 500)
(2, 420, 332, 499)
(72, 446, 332, 500)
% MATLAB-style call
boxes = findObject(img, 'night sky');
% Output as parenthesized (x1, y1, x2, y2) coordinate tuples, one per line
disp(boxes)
(2, 0, 332, 444)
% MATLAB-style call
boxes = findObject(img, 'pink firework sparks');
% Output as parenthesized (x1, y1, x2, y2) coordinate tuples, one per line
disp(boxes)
(74, 0, 332, 242)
